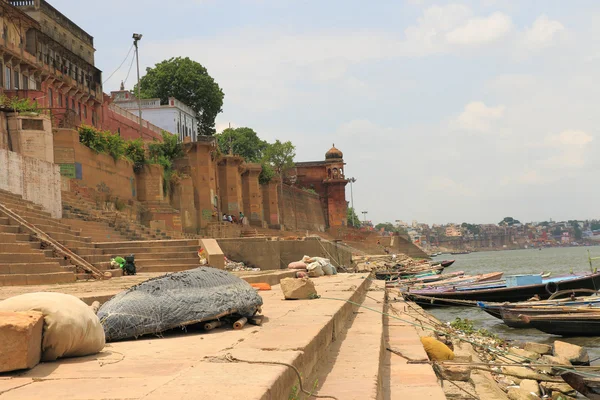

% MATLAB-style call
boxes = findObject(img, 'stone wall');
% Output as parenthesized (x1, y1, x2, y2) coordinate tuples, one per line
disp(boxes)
(53, 128, 137, 201)
(0, 113, 8, 150)
(281, 185, 327, 232)
(7, 114, 54, 163)
(217, 237, 353, 270)
(0, 149, 62, 218)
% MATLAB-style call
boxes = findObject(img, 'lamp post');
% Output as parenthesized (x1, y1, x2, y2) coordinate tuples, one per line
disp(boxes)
(132, 33, 143, 137)
(348, 177, 356, 227)
(362, 211, 368, 224)
(289, 175, 298, 231)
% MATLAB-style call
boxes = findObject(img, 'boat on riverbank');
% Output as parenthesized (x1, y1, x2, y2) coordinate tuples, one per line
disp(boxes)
(520, 313, 600, 336)
(403, 272, 600, 307)
(501, 305, 600, 328)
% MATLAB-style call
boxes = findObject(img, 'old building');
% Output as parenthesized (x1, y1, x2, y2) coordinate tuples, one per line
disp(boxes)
(111, 87, 198, 142)
(3, 0, 103, 127)
(293, 144, 348, 228)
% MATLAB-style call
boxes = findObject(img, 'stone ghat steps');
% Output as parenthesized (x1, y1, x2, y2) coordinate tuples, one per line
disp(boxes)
(89, 240, 200, 273)
(309, 287, 386, 399)
(61, 218, 129, 243)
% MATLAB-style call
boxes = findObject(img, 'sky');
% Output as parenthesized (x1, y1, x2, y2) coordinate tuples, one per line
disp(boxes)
(51, 0, 600, 225)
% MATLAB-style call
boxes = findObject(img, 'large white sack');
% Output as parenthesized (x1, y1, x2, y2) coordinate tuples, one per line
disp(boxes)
(307, 262, 324, 277)
(0, 292, 105, 361)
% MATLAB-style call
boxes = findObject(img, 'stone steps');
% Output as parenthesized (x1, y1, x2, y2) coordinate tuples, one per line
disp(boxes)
(311, 286, 385, 399)
(0, 262, 65, 274)
(0, 252, 49, 263)
(0, 272, 76, 286)
(94, 240, 197, 249)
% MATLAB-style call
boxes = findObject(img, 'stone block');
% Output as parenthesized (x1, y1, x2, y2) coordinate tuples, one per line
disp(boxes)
(537, 355, 571, 375)
(520, 379, 541, 397)
(551, 393, 575, 400)
(200, 239, 225, 270)
(524, 342, 552, 355)
(0, 311, 43, 372)
(507, 387, 540, 400)
(540, 382, 577, 396)
(553, 341, 589, 365)
(280, 277, 317, 300)
(509, 347, 541, 361)
(439, 364, 471, 381)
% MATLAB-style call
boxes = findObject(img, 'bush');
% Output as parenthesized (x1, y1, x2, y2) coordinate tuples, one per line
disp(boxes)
(0, 95, 41, 113)
(259, 162, 275, 184)
(124, 139, 147, 172)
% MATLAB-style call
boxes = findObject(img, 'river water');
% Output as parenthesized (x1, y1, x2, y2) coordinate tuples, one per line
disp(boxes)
(427, 246, 600, 360)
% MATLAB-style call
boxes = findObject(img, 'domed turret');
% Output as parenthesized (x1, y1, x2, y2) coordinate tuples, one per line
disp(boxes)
(325, 144, 343, 160)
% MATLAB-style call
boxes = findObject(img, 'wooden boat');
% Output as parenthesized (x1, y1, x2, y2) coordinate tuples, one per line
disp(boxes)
(478, 290, 600, 319)
(440, 260, 455, 268)
(404, 272, 600, 307)
(420, 272, 504, 288)
(520, 313, 600, 337)
(389, 271, 465, 286)
(561, 372, 600, 399)
(375, 267, 443, 281)
(500, 305, 600, 329)
(450, 251, 470, 255)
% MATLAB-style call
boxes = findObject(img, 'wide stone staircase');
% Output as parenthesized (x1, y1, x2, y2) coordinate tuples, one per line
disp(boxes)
(0, 192, 78, 286)
(91, 240, 201, 273)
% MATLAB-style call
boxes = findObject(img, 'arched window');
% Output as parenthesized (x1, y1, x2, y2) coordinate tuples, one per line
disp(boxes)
(333, 168, 339, 179)
(327, 168, 332, 179)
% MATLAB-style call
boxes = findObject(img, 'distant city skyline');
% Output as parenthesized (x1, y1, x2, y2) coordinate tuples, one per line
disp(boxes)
(51, 0, 600, 225)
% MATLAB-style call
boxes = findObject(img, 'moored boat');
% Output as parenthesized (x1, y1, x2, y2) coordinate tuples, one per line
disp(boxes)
(500, 305, 600, 329)
(403, 272, 600, 307)
(520, 312, 600, 337)
(561, 372, 600, 399)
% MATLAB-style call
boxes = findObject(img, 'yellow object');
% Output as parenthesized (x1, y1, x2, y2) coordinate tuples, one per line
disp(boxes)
(420, 337, 455, 361)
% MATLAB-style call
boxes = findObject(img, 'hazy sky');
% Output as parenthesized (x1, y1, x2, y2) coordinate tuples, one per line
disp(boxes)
(53, 0, 600, 225)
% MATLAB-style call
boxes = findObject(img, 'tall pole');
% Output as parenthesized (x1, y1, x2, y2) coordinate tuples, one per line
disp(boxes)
(349, 177, 356, 227)
(362, 211, 368, 224)
(133, 33, 143, 137)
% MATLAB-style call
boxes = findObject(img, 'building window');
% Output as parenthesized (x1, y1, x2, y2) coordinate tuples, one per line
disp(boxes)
(4, 66, 10, 90)
(57, 93, 62, 107)
(78, 102, 81, 116)
(13, 70, 19, 89)
(71, 98, 75, 110)
(22, 74, 28, 90)
(48, 88, 53, 107)
(84, 105, 87, 118)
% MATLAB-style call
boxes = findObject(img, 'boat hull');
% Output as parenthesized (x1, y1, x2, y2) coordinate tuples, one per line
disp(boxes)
(405, 273, 600, 308)
(526, 316, 600, 337)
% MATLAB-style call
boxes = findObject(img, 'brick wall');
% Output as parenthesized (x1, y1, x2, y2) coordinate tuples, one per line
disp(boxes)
(0, 148, 62, 218)
(281, 185, 327, 232)
(99, 102, 163, 141)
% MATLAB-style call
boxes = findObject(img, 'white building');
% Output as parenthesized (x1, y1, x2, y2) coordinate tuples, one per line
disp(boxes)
(111, 88, 198, 142)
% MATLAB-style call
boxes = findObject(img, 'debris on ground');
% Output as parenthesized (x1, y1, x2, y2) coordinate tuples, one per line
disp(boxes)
(224, 256, 260, 272)
(97, 267, 263, 341)
(287, 256, 337, 277)
(352, 254, 414, 273)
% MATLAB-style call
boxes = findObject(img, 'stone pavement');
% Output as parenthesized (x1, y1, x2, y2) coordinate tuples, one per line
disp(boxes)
(0, 273, 445, 399)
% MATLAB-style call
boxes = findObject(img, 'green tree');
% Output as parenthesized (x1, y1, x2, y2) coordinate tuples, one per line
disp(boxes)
(347, 207, 360, 227)
(137, 57, 224, 136)
(262, 140, 296, 228)
(461, 222, 480, 235)
(215, 127, 268, 162)
(499, 217, 521, 226)
(592, 221, 600, 231)
(570, 220, 583, 240)
(375, 222, 396, 232)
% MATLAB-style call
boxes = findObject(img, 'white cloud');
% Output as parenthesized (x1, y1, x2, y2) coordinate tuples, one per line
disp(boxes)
(524, 15, 565, 48)
(545, 130, 593, 147)
(446, 12, 513, 45)
(456, 101, 505, 132)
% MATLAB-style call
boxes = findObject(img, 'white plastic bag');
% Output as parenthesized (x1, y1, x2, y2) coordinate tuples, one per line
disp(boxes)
(307, 262, 324, 277)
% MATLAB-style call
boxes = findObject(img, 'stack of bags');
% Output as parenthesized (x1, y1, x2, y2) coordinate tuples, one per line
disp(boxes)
(287, 255, 337, 278)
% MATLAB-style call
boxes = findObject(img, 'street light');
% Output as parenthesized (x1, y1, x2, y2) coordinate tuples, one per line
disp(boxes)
(362, 211, 368, 224)
(132, 33, 143, 137)
(348, 177, 357, 227)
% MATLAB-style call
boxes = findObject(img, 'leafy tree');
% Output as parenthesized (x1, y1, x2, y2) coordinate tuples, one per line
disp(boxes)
(262, 140, 295, 228)
(499, 216, 521, 226)
(461, 222, 480, 235)
(148, 131, 184, 170)
(215, 127, 268, 162)
(553, 227, 563, 236)
(137, 57, 224, 136)
(570, 220, 583, 240)
(592, 221, 600, 231)
(347, 207, 360, 227)
(262, 140, 296, 175)
(375, 222, 397, 232)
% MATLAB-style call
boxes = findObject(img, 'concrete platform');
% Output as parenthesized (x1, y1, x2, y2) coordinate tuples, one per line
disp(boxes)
(0, 275, 371, 399)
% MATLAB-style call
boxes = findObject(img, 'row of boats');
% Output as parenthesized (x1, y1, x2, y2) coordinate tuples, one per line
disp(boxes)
(380, 259, 600, 337)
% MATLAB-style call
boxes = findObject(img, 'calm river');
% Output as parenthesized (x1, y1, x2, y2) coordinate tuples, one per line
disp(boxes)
(427, 246, 600, 360)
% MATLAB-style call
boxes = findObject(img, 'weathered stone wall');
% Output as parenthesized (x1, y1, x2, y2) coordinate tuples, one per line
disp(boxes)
(0, 149, 62, 218)
(0, 113, 8, 150)
(281, 185, 327, 232)
(136, 164, 164, 202)
(7, 114, 54, 163)
(53, 128, 137, 201)
(261, 179, 280, 228)
(217, 237, 353, 270)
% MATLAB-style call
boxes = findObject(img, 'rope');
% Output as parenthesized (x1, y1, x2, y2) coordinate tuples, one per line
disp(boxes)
(433, 363, 480, 399)
(218, 353, 339, 399)
(317, 296, 600, 379)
